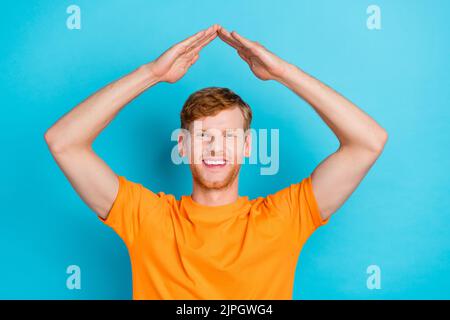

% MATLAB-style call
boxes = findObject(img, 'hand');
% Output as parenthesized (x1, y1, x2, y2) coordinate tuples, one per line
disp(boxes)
(149, 25, 219, 83)
(218, 26, 291, 81)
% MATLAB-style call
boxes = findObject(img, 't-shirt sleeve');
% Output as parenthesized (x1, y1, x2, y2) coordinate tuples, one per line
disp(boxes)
(265, 175, 330, 247)
(98, 175, 163, 248)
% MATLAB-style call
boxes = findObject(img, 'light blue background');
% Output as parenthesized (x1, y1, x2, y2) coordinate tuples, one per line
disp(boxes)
(1, 0, 449, 299)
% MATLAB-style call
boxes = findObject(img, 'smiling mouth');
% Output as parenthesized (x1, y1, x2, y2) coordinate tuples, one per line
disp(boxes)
(202, 159, 227, 169)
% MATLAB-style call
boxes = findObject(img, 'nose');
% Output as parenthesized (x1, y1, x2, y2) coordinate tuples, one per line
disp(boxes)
(206, 135, 224, 157)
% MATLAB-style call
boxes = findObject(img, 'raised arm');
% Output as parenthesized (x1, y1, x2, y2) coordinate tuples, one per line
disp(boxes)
(218, 26, 388, 220)
(45, 25, 219, 219)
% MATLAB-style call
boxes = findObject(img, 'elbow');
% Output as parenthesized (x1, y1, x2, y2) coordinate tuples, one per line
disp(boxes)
(377, 127, 388, 151)
(44, 128, 68, 155)
(344, 127, 388, 155)
(369, 127, 388, 155)
(44, 129, 90, 155)
(44, 128, 57, 152)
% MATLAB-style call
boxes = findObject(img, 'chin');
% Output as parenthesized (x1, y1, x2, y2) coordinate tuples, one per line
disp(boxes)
(191, 165, 241, 191)
(202, 180, 229, 190)
(197, 173, 232, 190)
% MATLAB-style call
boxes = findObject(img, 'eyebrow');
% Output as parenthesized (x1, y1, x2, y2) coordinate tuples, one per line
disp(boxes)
(199, 128, 239, 132)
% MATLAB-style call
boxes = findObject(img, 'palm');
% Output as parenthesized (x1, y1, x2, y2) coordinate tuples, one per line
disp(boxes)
(152, 48, 195, 83)
(217, 27, 288, 81)
(244, 50, 286, 81)
(151, 25, 219, 83)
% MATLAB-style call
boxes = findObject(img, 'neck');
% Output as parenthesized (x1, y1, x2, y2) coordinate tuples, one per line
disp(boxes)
(191, 176, 240, 206)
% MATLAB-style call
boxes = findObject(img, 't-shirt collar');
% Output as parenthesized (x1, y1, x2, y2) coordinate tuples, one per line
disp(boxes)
(181, 194, 250, 222)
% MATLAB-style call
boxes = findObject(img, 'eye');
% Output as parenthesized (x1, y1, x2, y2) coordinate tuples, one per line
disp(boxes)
(225, 131, 236, 138)
(198, 132, 211, 139)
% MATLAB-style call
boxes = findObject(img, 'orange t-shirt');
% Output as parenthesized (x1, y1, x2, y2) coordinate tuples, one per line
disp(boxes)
(99, 175, 330, 300)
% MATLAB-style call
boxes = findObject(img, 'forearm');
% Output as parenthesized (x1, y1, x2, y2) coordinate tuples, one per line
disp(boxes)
(278, 64, 387, 153)
(45, 63, 159, 153)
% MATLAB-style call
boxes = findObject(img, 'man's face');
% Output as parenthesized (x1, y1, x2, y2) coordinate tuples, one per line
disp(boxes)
(179, 107, 251, 190)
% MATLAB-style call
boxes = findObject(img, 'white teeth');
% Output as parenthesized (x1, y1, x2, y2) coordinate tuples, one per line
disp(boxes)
(204, 159, 225, 165)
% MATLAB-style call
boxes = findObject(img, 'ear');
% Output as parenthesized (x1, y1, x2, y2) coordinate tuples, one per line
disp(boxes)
(244, 130, 252, 158)
(178, 132, 186, 157)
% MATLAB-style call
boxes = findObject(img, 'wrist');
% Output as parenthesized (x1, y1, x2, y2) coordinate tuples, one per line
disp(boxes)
(276, 63, 301, 87)
(138, 62, 161, 86)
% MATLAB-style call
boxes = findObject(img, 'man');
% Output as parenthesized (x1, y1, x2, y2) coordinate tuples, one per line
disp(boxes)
(45, 24, 387, 299)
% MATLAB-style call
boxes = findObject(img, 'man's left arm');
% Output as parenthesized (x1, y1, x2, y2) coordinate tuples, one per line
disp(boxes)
(278, 65, 388, 220)
(218, 26, 388, 220)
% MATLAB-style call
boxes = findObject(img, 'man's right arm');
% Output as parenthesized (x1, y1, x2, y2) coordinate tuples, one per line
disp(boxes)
(44, 64, 160, 219)
(44, 25, 219, 219)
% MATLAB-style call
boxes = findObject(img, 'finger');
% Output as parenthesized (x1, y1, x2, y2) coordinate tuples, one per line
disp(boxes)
(178, 29, 207, 50)
(217, 31, 236, 48)
(218, 27, 242, 49)
(190, 54, 200, 66)
(174, 25, 216, 57)
(189, 26, 218, 53)
(218, 26, 243, 50)
(230, 31, 257, 50)
(195, 32, 217, 51)
(184, 25, 216, 54)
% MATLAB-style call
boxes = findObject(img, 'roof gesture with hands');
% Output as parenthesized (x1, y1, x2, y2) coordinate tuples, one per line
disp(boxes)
(149, 24, 292, 83)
